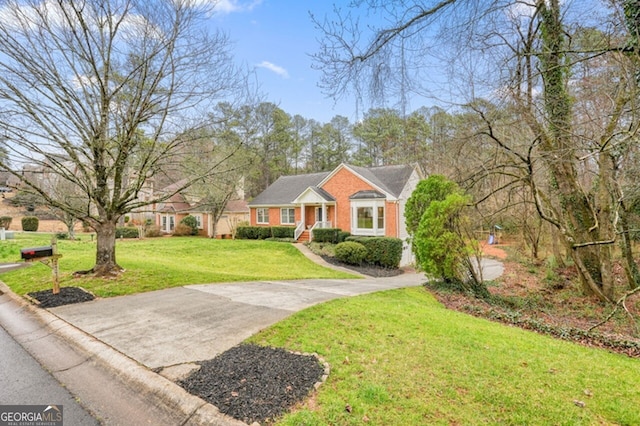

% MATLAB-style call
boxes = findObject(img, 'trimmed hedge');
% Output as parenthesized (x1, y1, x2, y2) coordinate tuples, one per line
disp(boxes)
(0, 216, 11, 229)
(338, 231, 351, 243)
(236, 226, 294, 240)
(312, 228, 342, 243)
(345, 236, 403, 268)
(116, 226, 139, 238)
(271, 226, 295, 239)
(334, 241, 368, 265)
(21, 216, 39, 232)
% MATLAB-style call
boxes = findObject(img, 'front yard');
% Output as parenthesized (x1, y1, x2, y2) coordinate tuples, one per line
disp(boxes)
(0, 233, 356, 297)
(2, 233, 639, 424)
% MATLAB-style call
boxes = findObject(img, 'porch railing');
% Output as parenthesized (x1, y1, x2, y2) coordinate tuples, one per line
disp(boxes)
(294, 221, 305, 241)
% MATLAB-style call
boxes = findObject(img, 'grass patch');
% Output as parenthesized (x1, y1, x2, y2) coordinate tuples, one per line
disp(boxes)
(249, 287, 640, 425)
(0, 233, 356, 297)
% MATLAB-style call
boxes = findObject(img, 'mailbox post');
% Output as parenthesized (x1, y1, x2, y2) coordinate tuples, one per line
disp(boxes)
(20, 238, 62, 294)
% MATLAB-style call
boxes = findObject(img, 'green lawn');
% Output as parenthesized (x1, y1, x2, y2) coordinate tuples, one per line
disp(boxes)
(0, 233, 356, 297)
(4, 233, 638, 424)
(250, 287, 640, 425)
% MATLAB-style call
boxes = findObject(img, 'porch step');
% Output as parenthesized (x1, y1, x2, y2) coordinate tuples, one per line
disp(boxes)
(298, 230, 310, 242)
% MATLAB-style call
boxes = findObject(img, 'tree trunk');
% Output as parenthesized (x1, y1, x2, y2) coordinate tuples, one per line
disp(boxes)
(537, 0, 612, 302)
(549, 223, 566, 268)
(64, 214, 77, 240)
(92, 220, 123, 276)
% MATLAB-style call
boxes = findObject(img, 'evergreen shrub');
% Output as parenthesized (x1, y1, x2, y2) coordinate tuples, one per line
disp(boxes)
(115, 226, 139, 238)
(334, 241, 368, 265)
(180, 215, 199, 235)
(0, 216, 12, 229)
(21, 216, 39, 231)
(346, 236, 402, 268)
(312, 228, 341, 243)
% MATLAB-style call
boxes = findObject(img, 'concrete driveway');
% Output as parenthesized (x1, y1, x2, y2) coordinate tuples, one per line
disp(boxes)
(50, 274, 425, 372)
(49, 256, 503, 377)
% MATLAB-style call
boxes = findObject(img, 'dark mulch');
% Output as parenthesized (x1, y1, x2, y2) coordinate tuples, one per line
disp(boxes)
(321, 255, 404, 278)
(179, 344, 325, 425)
(28, 286, 95, 308)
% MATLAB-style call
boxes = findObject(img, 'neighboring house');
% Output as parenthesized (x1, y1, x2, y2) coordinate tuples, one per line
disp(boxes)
(248, 163, 423, 266)
(154, 182, 249, 238)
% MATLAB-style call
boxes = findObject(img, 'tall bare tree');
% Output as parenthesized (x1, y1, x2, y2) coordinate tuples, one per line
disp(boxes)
(313, 0, 640, 302)
(0, 0, 246, 275)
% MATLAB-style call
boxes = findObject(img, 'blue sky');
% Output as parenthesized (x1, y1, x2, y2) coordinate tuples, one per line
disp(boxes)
(210, 1, 361, 124)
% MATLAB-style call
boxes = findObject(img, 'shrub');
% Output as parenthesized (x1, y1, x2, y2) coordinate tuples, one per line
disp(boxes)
(335, 241, 368, 265)
(172, 223, 194, 236)
(313, 228, 342, 243)
(55, 232, 69, 240)
(180, 215, 199, 235)
(21, 216, 39, 231)
(236, 226, 272, 240)
(338, 231, 350, 243)
(346, 236, 403, 268)
(115, 226, 139, 238)
(0, 216, 12, 229)
(144, 225, 162, 238)
(270, 226, 295, 239)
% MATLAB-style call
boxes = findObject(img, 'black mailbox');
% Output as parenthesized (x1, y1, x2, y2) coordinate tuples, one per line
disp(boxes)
(21, 246, 54, 260)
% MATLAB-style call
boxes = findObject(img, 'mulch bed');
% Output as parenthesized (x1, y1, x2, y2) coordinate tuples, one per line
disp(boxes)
(321, 255, 404, 278)
(27, 286, 95, 308)
(179, 344, 325, 425)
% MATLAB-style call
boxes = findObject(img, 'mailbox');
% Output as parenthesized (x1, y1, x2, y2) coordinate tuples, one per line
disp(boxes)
(21, 246, 54, 260)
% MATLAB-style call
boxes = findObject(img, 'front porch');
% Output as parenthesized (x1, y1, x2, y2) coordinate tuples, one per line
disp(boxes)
(293, 186, 336, 242)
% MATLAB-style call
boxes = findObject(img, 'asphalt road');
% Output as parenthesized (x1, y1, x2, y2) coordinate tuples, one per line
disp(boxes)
(0, 324, 99, 425)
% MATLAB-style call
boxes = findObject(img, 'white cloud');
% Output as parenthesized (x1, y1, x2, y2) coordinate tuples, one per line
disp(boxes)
(210, 0, 263, 14)
(256, 61, 290, 79)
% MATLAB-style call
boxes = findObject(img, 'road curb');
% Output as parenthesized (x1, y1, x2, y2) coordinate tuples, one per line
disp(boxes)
(0, 280, 245, 425)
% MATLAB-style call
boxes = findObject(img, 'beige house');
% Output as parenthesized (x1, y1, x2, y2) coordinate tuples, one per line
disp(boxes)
(154, 183, 249, 238)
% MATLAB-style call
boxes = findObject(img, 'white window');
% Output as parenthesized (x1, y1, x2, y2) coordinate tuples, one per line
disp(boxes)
(161, 214, 176, 232)
(357, 207, 373, 229)
(351, 201, 385, 236)
(257, 208, 269, 224)
(192, 214, 203, 229)
(281, 208, 295, 225)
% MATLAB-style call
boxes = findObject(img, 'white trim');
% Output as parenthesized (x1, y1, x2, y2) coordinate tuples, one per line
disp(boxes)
(293, 187, 334, 204)
(350, 199, 385, 236)
(280, 207, 295, 225)
(191, 213, 204, 229)
(256, 208, 269, 224)
(160, 213, 176, 233)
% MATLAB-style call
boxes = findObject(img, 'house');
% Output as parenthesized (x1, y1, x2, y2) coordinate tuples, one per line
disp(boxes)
(154, 181, 249, 238)
(248, 163, 423, 266)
